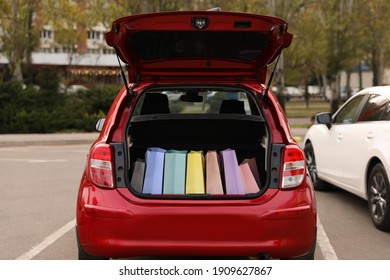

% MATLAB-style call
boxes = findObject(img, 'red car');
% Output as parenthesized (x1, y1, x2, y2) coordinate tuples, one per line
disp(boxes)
(76, 10, 317, 260)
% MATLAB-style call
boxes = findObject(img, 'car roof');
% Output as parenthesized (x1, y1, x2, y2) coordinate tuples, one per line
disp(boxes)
(357, 86, 390, 98)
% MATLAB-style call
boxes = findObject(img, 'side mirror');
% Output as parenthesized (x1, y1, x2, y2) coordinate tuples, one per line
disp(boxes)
(95, 118, 106, 132)
(316, 112, 332, 129)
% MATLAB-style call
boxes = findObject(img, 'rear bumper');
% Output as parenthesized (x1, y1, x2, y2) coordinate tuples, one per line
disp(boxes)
(77, 181, 316, 259)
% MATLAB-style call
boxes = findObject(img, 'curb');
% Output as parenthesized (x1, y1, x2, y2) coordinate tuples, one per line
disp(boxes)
(0, 139, 95, 147)
(0, 133, 99, 148)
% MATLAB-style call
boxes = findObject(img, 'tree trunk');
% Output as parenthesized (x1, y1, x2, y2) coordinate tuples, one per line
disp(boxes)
(358, 62, 363, 90)
(12, 61, 23, 82)
(372, 50, 378, 86)
(304, 78, 310, 109)
(24, 3, 35, 84)
(329, 75, 339, 114)
(10, 0, 24, 82)
(346, 71, 351, 99)
(322, 73, 328, 101)
(371, 48, 384, 86)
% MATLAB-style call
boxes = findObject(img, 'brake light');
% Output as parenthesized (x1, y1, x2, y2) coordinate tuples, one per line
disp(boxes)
(281, 145, 305, 189)
(90, 143, 114, 188)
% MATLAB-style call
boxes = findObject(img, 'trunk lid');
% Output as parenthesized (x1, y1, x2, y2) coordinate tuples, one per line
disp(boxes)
(105, 11, 292, 83)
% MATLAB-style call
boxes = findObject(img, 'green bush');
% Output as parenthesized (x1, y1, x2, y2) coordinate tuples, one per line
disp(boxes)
(0, 81, 120, 133)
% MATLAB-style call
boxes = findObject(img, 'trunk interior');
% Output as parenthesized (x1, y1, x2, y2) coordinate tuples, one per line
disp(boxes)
(126, 114, 269, 198)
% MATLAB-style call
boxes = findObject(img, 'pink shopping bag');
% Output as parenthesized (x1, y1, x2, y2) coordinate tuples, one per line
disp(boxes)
(239, 162, 260, 194)
(241, 157, 261, 188)
(205, 151, 224, 195)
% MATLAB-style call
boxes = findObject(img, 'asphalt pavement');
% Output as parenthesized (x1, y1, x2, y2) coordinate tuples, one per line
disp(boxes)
(0, 132, 99, 147)
(0, 118, 309, 147)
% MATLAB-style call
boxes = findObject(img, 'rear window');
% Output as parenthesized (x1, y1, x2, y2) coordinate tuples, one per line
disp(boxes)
(128, 31, 269, 61)
(132, 89, 260, 116)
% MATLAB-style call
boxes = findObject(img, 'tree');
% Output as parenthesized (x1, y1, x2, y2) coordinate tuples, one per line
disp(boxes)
(362, 0, 390, 86)
(0, 0, 40, 82)
(287, 0, 363, 112)
(39, 0, 96, 89)
(284, 2, 328, 108)
(86, 0, 219, 30)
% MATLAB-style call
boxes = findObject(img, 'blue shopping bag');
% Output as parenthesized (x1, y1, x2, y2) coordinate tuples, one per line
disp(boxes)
(143, 147, 166, 194)
(163, 150, 187, 194)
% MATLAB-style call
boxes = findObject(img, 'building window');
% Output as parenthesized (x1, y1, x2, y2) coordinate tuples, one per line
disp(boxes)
(41, 29, 52, 39)
(103, 48, 115, 54)
(39, 47, 52, 53)
(87, 48, 101, 54)
(87, 31, 100, 40)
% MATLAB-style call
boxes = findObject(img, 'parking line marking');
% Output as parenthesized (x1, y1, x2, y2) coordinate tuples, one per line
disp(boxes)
(317, 217, 338, 260)
(15, 219, 75, 260)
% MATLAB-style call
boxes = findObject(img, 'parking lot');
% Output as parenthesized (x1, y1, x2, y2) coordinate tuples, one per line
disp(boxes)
(1, 128, 390, 260)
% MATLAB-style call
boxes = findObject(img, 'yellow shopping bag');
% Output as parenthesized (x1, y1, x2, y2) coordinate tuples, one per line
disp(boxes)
(185, 151, 205, 194)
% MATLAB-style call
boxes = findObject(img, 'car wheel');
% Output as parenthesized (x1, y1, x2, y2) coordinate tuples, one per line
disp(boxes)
(368, 163, 390, 232)
(304, 143, 330, 191)
(76, 227, 109, 260)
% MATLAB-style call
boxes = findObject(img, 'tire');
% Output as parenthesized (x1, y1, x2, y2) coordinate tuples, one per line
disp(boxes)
(76, 227, 109, 260)
(304, 143, 331, 191)
(367, 163, 390, 232)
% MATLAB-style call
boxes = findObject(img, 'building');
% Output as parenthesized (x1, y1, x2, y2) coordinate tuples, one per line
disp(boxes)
(0, 21, 122, 87)
(35, 22, 121, 86)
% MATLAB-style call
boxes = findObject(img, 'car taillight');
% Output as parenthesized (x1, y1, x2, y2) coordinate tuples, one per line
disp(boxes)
(281, 145, 305, 189)
(90, 143, 114, 188)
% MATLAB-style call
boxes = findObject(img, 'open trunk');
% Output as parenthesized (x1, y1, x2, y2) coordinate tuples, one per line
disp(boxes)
(124, 87, 270, 198)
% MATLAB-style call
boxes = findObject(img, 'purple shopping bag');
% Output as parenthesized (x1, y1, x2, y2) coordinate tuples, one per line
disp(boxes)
(220, 149, 245, 195)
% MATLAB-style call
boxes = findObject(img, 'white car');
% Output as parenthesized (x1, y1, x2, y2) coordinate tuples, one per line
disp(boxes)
(303, 86, 390, 231)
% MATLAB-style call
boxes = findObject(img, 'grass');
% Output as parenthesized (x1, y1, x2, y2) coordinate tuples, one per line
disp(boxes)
(290, 123, 312, 128)
(285, 100, 331, 118)
(168, 98, 331, 123)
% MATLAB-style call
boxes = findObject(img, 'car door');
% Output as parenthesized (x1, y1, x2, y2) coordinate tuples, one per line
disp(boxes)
(317, 94, 366, 185)
(341, 93, 390, 196)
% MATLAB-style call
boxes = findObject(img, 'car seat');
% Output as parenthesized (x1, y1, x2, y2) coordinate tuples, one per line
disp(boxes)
(219, 99, 246, 114)
(140, 93, 171, 115)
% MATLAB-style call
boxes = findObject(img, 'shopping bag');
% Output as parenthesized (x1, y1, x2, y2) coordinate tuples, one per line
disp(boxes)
(241, 157, 261, 187)
(239, 162, 260, 194)
(205, 150, 224, 194)
(143, 147, 166, 194)
(163, 150, 187, 194)
(220, 149, 245, 195)
(130, 159, 145, 193)
(185, 151, 205, 194)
